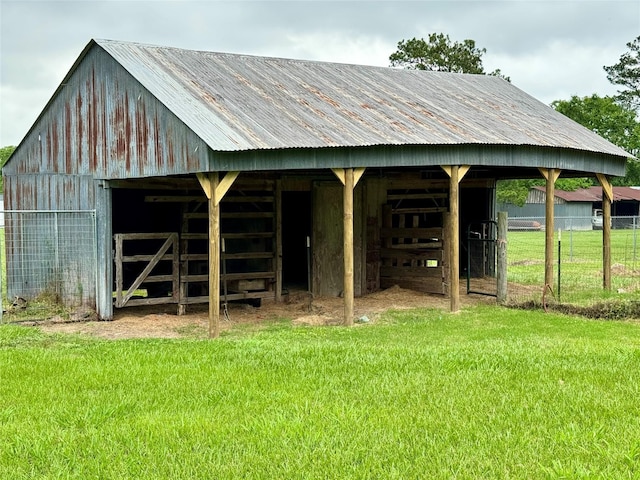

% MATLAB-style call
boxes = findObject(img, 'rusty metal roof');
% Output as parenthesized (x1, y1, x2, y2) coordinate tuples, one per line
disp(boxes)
(93, 39, 630, 159)
(533, 186, 640, 202)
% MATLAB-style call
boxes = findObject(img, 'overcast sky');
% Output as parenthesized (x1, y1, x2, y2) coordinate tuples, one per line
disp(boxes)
(1, 0, 638, 147)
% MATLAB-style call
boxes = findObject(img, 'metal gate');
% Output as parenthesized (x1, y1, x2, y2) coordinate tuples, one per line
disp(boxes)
(466, 221, 497, 297)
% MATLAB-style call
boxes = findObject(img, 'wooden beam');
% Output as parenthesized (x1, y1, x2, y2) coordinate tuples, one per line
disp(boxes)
(343, 169, 355, 325)
(197, 171, 240, 205)
(353, 167, 366, 186)
(215, 171, 240, 205)
(196, 172, 212, 199)
(331, 168, 346, 186)
(332, 167, 365, 186)
(597, 174, 613, 290)
(145, 195, 206, 203)
(448, 165, 460, 313)
(441, 165, 470, 182)
(538, 167, 561, 183)
(596, 173, 613, 202)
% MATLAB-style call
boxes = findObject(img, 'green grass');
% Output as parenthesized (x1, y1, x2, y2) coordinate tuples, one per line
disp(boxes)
(1, 306, 639, 479)
(508, 229, 640, 302)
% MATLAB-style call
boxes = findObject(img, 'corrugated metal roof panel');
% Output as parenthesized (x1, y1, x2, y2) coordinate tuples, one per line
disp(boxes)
(95, 39, 631, 159)
(533, 185, 640, 202)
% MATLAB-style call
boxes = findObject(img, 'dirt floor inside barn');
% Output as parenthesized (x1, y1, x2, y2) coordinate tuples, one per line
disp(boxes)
(36, 280, 540, 340)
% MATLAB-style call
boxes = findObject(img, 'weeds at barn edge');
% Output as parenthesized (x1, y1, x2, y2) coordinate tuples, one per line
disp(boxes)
(508, 297, 640, 321)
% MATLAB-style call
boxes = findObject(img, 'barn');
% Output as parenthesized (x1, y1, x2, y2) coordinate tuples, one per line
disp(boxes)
(500, 185, 640, 230)
(2, 39, 630, 335)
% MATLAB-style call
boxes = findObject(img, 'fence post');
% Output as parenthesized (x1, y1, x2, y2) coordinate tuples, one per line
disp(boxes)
(54, 211, 60, 297)
(634, 216, 637, 265)
(497, 211, 508, 304)
(557, 229, 561, 302)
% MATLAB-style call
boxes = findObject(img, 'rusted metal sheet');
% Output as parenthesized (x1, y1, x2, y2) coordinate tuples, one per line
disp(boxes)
(531, 185, 640, 203)
(3, 46, 209, 180)
(3, 174, 96, 210)
(3, 38, 630, 183)
(95, 39, 630, 160)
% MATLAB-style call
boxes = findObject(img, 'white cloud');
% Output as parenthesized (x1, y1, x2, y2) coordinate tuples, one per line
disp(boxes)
(1, 0, 638, 146)
(281, 32, 391, 66)
(490, 40, 624, 106)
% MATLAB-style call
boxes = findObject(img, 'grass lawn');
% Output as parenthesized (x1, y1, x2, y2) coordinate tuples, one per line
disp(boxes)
(1, 306, 639, 479)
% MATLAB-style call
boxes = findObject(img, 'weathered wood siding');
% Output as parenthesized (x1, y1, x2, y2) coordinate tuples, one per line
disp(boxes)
(312, 182, 363, 297)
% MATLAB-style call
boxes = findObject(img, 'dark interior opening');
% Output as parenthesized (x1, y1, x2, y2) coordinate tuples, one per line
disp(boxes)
(460, 187, 495, 278)
(282, 191, 312, 290)
(111, 188, 183, 299)
(112, 188, 183, 234)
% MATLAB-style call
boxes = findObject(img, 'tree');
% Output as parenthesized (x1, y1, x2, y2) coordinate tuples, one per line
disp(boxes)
(496, 179, 536, 207)
(498, 93, 640, 205)
(552, 94, 640, 185)
(0, 145, 16, 192)
(389, 34, 510, 81)
(552, 95, 640, 156)
(603, 36, 640, 112)
(496, 178, 594, 207)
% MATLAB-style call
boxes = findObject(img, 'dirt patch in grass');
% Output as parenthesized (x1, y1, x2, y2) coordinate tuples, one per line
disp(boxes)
(32, 283, 508, 339)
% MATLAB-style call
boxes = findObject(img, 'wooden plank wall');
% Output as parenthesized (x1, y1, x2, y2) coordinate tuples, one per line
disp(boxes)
(373, 177, 449, 295)
(134, 177, 279, 311)
(312, 182, 364, 297)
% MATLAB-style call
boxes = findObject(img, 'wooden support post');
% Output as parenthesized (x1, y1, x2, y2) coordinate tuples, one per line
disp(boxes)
(197, 171, 240, 339)
(497, 211, 508, 304)
(275, 179, 283, 301)
(448, 166, 460, 313)
(540, 168, 560, 290)
(331, 167, 365, 326)
(442, 212, 451, 297)
(603, 195, 612, 290)
(198, 173, 221, 338)
(597, 173, 613, 290)
(441, 165, 469, 313)
(343, 168, 355, 326)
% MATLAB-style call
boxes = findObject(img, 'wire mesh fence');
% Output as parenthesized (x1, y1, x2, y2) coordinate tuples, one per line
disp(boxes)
(1, 210, 97, 320)
(506, 216, 640, 302)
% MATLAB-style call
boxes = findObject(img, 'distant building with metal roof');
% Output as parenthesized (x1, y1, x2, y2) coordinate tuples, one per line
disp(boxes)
(499, 186, 640, 230)
(530, 186, 640, 203)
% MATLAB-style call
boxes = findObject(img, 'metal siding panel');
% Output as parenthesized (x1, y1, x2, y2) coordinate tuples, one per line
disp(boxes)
(4, 47, 208, 182)
(3, 174, 96, 210)
(209, 144, 627, 177)
(94, 47, 208, 179)
(95, 181, 113, 319)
